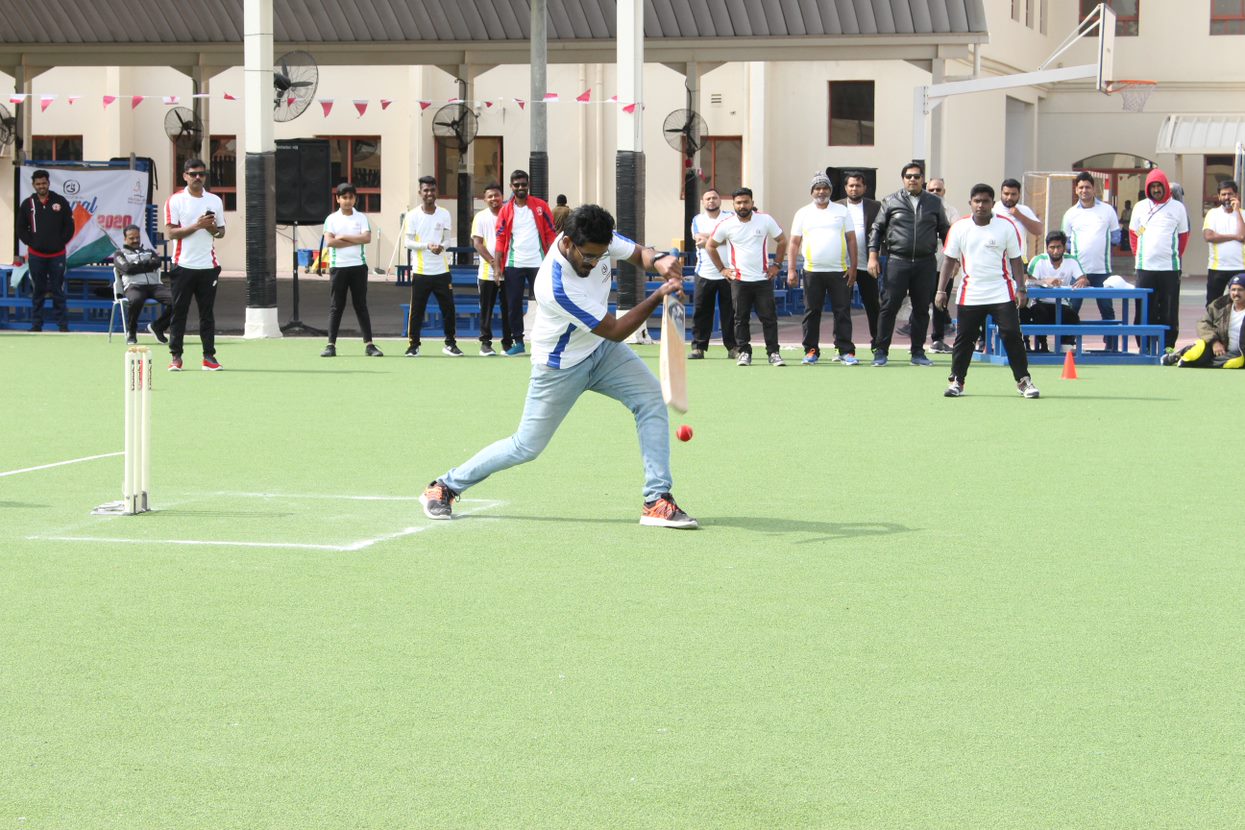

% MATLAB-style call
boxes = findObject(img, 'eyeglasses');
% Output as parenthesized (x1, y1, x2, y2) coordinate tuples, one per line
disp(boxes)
(929, 188, 945, 194)
(903, 173, 923, 180)
(571, 241, 607, 265)
(186, 171, 206, 178)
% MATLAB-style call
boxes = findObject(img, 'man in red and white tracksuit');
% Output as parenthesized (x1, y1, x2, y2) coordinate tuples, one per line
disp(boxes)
(17, 169, 76, 332)
(163, 157, 226, 371)
(492, 169, 557, 355)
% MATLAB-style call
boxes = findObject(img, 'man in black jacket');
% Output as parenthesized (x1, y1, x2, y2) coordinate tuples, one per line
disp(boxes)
(17, 169, 76, 332)
(866, 162, 950, 366)
(113, 224, 173, 345)
(837, 172, 882, 352)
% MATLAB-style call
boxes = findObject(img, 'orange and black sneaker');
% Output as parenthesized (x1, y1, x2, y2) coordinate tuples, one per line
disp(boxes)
(420, 480, 457, 520)
(640, 493, 699, 529)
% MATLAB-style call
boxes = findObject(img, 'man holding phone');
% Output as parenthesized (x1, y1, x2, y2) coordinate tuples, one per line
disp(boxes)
(164, 157, 225, 371)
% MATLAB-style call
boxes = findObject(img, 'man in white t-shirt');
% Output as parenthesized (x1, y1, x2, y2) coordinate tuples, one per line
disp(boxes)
(495, 170, 557, 356)
(163, 157, 225, 372)
(993, 178, 1043, 261)
(1022, 230, 1084, 352)
(1130, 168, 1190, 350)
(320, 182, 382, 358)
(1202, 179, 1244, 305)
(403, 175, 461, 357)
(1163, 274, 1245, 368)
(928, 176, 961, 353)
(1061, 172, 1122, 349)
(837, 172, 882, 352)
(788, 173, 858, 364)
(470, 183, 507, 356)
(420, 204, 698, 529)
(689, 188, 737, 359)
(705, 187, 788, 366)
(936, 183, 1038, 398)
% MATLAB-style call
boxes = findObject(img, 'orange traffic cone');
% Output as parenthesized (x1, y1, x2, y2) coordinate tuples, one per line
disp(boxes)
(1061, 349, 1078, 380)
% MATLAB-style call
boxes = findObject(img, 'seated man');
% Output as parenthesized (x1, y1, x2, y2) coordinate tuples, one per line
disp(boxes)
(113, 224, 172, 345)
(1162, 273, 1245, 368)
(1021, 230, 1082, 351)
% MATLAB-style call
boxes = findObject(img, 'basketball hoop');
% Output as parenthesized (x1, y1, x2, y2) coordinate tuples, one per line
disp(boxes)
(1105, 79, 1156, 112)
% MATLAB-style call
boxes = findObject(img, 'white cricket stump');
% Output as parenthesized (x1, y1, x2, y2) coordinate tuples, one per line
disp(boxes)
(94, 346, 152, 516)
(244, 306, 282, 339)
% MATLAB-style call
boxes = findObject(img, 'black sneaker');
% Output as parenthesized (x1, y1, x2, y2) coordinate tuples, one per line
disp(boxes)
(442, 344, 464, 356)
(404, 345, 420, 357)
(320, 343, 336, 357)
(640, 493, 699, 529)
(365, 343, 384, 357)
(930, 340, 952, 354)
(419, 481, 457, 520)
(126, 336, 138, 346)
(689, 348, 705, 360)
(146, 322, 168, 343)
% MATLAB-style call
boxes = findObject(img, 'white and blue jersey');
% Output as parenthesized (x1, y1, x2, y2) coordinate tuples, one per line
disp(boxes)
(530, 232, 637, 369)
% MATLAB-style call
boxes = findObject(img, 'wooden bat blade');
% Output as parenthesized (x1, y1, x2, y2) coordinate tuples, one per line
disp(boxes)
(659, 294, 688, 413)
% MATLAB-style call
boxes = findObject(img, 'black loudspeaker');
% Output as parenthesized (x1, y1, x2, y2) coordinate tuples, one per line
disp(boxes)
(825, 166, 878, 202)
(275, 139, 332, 224)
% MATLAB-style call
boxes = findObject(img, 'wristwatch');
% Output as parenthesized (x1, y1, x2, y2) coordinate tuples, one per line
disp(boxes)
(651, 252, 672, 263)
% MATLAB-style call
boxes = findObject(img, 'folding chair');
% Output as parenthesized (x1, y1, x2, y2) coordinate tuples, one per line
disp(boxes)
(106, 267, 129, 343)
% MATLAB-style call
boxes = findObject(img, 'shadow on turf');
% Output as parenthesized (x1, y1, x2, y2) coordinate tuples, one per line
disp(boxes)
(0, 501, 48, 509)
(703, 516, 913, 542)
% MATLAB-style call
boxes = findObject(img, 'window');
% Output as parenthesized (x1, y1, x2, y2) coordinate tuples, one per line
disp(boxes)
(1204, 155, 1235, 213)
(680, 136, 742, 200)
(1082, 0, 1139, 36)
(30, 135, 83, 161)
(1012, 0, 1021, 21)
(1212, 0, 1245, 34)
(434, 136, 503, 200)
(173, 136, 238, 210)
(827, 81, 874, 146)
(321, 137, 382, 212)
(1026, 0, 1036, 28)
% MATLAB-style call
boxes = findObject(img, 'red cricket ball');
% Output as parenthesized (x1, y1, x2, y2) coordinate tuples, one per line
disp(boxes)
(676, 424, 693, 442)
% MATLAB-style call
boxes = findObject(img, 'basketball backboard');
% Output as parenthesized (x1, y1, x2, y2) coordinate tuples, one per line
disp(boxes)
(1096, 4, 1117, 92)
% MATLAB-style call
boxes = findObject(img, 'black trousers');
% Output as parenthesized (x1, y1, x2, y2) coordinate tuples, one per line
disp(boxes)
(1207, 269, 1236, 305)
(730, 280, 779, 356)
(691, 276, 737, 352)
(801, 271, 854, 356)
(408, 273, 456, 347)
(123, 283, 173, 339)
(1135, 269, 1181, 349)
(27, 253, 68, 328)
(951, 301, 1029, 383)
(169, 266, 220, 358)
(1020, 302, 1081, 350)
(877, 256, 937, 355)
(477, 279, 511, 345)
(327, 265, 373, 343)
(855, 272, 881, 350)
(502, 266, 540, 347)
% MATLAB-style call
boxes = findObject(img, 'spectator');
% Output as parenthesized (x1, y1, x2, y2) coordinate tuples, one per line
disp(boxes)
(1202, 179, 1244, 305)
(320, 182, 382, 358)
(1129, 168, 1190, 351)
(688, 187, 737, 359)
(552, 194, 571, 233)
(788, 173, 858, 365)
(994, 177, 1043, 261)
(706, 187, 788, 366)
(163, 158, 225, 371)
(837, 172, 881, 353)
(403, 175, 460, 357)
(867, 162, 949, 367)
(471, 183, 508, 356)
(112, 224, 172, 346)
(928, 176, 960, 353)
(1022, 230, 1083, 352)
(1061, 171, 1121, 349)
(495, 170, 557, 356)
(17, 169, 75, 332)
(1161, 274, 1245, 368)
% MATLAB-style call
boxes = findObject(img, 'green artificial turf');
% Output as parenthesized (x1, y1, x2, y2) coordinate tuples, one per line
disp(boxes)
(2, 332, 1242, 829)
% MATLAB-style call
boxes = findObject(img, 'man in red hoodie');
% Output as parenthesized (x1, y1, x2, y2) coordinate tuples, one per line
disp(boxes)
(493, 169, 557, 356)
(1128, 168, 1189, 350)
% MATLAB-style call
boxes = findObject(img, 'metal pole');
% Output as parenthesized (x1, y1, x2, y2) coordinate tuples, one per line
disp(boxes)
(243, 0, 280, 337)
(529, 0, 549, 200)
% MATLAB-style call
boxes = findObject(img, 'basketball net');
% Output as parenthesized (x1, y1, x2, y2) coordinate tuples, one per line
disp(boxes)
(1106, 80, 1156, 113)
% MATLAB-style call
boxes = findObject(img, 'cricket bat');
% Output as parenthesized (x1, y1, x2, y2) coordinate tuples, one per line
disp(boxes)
(659, 294, 688, 413)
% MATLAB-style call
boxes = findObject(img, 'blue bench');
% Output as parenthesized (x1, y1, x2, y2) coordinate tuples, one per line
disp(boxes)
(980, 321, 1167, 365)
(0, 265, 160, 332)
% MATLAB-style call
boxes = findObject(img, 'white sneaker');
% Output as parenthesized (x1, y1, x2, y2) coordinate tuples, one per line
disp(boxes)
(737, 352, 752, 366)
(944, 378, 964, 397)
(1017, 376, 1040, 398)
(768, 353, 785, 367)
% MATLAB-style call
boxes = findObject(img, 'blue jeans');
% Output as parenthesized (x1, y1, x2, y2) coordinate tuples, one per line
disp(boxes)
(441, 340, 673, 502)
(27, 254, 67, 328)
(1068, 273, 1117, 350)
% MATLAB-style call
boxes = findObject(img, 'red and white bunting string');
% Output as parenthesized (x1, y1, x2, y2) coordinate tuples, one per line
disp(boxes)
(3, 90, 643, 112)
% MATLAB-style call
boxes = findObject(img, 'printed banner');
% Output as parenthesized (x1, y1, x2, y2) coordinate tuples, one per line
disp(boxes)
(18, 167, 153, 267)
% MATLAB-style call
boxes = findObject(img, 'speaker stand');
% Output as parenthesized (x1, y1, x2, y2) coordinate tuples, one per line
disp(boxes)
(280, 221, 326, 336)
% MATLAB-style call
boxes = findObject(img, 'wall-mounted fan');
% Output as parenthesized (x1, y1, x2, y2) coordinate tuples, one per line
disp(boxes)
(273, 50, 318, 122)
(662, 108, 708, 158)
(163, 106, 204, 153)
(431, 103, 479, 153)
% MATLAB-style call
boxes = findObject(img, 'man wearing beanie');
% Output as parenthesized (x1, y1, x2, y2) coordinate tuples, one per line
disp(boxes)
(788, 173, 858, 365)
(1161, 273, 1245, 368)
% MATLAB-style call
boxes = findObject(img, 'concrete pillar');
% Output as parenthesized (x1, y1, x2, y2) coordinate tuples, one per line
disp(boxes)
(529, 0, 548, 200)
(615, 0, 646, 321)
(242, 0, 279, 337)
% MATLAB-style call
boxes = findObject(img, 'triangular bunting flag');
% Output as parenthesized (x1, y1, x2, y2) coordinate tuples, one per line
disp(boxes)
(353, 100, 368, 117)
(485, 100, 494, 108)
(103, 95, 117, 108)
(380, 99, 393, 110)
(131, 96, 144, 109)
(622, 103, 637, 114)
(162, 95, 179, 105)
(8, 94, 27, 104)
(223, 92, 237, 101)
(576, 89, 591, 103)
(320, 99, 334, 117)
(40, 95, 55, 112)
(286, 96, 296, 107)
(67, 96, 80, 106)
(516, 99, 526, 110)
(609, 95, 618, 102)
(418, 100, 432, 111)
(543, 93, 560, 102)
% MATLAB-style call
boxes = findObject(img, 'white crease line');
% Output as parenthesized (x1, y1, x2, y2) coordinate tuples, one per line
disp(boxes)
(207, 491, 423, 501)
(0, 452, 122, 479)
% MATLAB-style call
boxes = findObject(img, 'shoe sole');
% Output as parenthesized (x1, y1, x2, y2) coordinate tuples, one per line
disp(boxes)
(202, 366, 222, 372)
(418, 494, 453, 520)
(1021, 391, 1040, 398)
(639, 516, 700, 529)
(443, 350, 464, 356)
